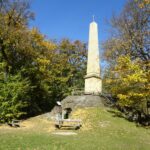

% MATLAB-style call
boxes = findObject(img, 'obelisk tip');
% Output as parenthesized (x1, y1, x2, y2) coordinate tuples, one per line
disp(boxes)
(92, 15, 95, 22)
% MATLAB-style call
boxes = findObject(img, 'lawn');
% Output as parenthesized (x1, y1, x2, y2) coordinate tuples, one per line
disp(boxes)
(0, 107, 150, 150)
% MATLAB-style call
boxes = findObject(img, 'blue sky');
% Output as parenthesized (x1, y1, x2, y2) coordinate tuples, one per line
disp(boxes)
(30, 0, 126, 43)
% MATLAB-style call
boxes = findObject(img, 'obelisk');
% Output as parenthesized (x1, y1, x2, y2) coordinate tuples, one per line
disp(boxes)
(84, 18, 102, 95)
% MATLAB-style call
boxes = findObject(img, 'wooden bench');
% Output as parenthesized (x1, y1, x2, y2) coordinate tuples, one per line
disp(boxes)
(8, 120, 20, 127)
(55, 119, 82, 130)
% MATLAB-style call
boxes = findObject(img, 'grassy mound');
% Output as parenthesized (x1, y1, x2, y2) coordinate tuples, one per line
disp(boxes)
(0, 107, 150, 150)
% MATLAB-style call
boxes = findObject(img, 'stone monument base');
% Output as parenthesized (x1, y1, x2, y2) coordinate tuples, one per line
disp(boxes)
(61, 95, 105, 110)
(49, 95, 105, 119)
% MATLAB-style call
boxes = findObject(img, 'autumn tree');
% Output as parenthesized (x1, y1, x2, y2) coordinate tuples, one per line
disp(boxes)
(0, 0, 36, 122)
(103, 0, 150, 122)
(0, 1, 87, 122)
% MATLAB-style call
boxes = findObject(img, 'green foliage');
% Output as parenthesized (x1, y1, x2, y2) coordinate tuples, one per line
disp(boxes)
(0, 73, 30, 123)
(59, 39, 87, 89)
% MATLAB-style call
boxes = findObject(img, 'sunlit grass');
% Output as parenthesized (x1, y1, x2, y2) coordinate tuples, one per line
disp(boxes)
(0, 107, 150, 150)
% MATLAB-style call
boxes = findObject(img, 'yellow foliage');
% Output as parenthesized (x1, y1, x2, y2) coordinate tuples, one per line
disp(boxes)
(37, 58, 50, 65)
(105, 55, 149, 109)
(41, 41, 56, 50)
(117, 94, 128, 100)
(136, 0, 150, 8)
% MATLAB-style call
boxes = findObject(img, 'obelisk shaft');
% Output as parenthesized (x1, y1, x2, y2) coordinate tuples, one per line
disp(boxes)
(84, 21, 102, 95)
(87, 22, 100, 75)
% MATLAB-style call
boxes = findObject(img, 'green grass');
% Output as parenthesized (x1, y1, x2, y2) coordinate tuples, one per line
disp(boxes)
(0, 107, 150, 150)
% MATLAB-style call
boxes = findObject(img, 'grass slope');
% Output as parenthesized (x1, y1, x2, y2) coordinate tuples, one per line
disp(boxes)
(0, 107, 150, 150)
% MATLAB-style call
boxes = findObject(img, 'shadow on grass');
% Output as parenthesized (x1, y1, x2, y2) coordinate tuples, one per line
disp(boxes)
(55, 126, 81, 131)
(107, 109, 150, 128)
(107, 109, 125, 119)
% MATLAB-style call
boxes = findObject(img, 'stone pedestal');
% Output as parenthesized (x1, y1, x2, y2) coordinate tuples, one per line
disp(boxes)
(85, 75, 102, 95)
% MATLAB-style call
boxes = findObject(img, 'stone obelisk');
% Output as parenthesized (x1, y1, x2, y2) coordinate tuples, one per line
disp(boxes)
(84, 18, 102, 95)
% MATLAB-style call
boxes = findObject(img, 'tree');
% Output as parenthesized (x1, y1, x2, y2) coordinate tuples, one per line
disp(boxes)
(0, 73, 30, 123)
(59, 39, 87, 90)
(0, 1, 87, 122)
(0, 0, 34, 79)
(0, 0, 36, 121)
(105, 56, 149, 111)
(103, 0, 150, 122)
(104, 0, 149, 62)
